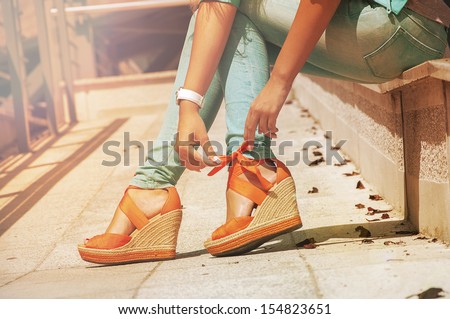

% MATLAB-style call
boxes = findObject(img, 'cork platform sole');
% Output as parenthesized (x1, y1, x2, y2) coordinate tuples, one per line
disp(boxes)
(78, 209, 182, 264)
(204, 177, 302, 257)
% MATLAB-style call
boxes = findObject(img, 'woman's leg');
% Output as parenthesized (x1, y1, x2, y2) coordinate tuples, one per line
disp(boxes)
(218, 12, 273, 159)
(131, 12, 224, 189)
(215, 12, 278, 222)
(200, 9, 303, 255)
(239, 0, 447, 83)
(104, 11, 225, 235)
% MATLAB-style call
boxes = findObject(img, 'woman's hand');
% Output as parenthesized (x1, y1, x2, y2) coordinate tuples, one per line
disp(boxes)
(244, 77, 291, 149)
(244, 0, 341, 149)
(176, 102, 220, 171)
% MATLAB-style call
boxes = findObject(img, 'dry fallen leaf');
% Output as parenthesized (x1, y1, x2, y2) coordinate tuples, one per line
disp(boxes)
(334, 162, 347, 167)
(356, 181, 365, 189)
(313, 151, 323, 156)
(355, 203, 365, 209)
(309, 157, 325, 166)
(334, 159, 351, 166)
(355, 226, 372, 238)
(366, 208, 392, 215)
(417, 288, 444, 299)
(369, 194, 383, 201)
(384, 240, 406, 246)
(296, 238, 317, 249)
(343, 171, 359, 177)
(381, 213, 390, 219)
(361, 239, 374, 244)
(395, 230, 419, 235)
(308, 187, 319, 194)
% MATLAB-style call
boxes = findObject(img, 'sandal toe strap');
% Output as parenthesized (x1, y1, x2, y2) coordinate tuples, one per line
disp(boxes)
(212, 216, 254, 240)
(85, 233, 131, 249)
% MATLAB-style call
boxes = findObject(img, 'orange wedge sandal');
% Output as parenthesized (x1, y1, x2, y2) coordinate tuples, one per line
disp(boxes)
(78, 186, 182, 264)
(204, 142, 302, 257)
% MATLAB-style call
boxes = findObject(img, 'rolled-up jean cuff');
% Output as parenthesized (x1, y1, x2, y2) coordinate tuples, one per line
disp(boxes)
(227, 140, 275, 160)
(129, 179, 174, 189)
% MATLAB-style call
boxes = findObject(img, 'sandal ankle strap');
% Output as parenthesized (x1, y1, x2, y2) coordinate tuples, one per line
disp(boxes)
(119, 186, 181, 230)
(208, 142, 291, 205)
(208, 142, 273, 188)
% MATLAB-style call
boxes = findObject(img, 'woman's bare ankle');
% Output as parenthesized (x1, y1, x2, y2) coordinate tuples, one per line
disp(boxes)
(225, 160, 277, 222)
(127, 188, 168, 218)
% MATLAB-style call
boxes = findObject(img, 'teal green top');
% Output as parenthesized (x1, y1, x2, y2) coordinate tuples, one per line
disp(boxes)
(372, 0, 408, 14)
(200, 0, 408, 15)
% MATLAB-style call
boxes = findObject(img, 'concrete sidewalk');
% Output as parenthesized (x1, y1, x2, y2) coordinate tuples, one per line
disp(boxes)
(0, 101, 449, 299)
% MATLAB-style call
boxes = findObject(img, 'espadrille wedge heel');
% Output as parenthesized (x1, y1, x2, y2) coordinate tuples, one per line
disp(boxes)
(204, 142, 302, 257)
(78, 186, 182, 264)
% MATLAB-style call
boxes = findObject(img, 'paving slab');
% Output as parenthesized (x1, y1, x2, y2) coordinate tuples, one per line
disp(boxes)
(0, 98, 449, 300)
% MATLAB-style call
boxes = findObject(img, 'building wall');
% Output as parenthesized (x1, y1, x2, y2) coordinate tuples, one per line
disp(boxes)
(293, 69, 450, 242)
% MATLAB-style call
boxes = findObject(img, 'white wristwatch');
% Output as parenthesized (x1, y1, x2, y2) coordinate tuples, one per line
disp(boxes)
(176, 87, 204, 109)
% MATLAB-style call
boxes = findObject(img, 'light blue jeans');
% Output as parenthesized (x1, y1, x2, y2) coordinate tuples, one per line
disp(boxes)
(131, 0, 447, 189)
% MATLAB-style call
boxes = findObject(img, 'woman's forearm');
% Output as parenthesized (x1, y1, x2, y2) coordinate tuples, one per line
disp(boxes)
(271, 0, 341, 88)
(243, 0, 340, 146)
(180, 2, 237, 113)
(176, 2, 237, 167)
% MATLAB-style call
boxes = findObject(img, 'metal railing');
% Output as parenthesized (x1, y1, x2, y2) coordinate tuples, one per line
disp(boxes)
(1, 0, 31, 153)
(50, 0, 190, 14)
(1, 0, 190, 155)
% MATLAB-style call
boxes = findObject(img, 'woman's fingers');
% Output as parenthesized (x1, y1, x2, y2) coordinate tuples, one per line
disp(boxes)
(199, 136, 222, 166)
(175, 135, 203, 171)
(245, 108, 280, 150)
(258, 115, 269, 136)
(244, 109, 258, 150)
(176, 133, 221, 171)
(176, 110, 222, 171)
(268, 116, 277, 133)
(266, 116, 279, 138)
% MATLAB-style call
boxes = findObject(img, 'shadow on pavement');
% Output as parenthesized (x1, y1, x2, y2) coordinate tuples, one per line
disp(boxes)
(0, 118, 128, 236)
(81, 220, 418, 268)
(245, 219, 418, 256)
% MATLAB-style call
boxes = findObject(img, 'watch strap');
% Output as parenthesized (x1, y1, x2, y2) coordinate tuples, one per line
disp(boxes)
(176, 88, 204, 108)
